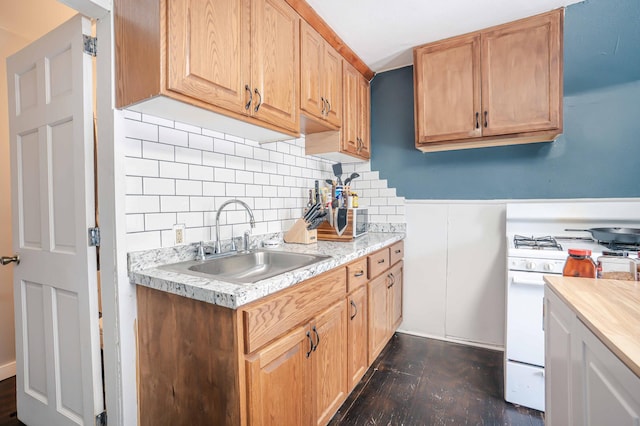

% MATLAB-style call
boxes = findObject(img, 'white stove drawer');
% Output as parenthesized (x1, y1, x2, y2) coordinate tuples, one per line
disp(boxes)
(505, 361, 545, 412)
(506, 271, 546, 366)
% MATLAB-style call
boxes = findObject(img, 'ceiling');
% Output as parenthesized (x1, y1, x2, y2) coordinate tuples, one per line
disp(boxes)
(306, 0, 584, 73)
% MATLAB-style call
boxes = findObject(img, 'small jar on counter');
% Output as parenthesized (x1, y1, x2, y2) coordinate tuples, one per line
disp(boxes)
(597, 252, 638, 281)
(563, 249, 596, 278)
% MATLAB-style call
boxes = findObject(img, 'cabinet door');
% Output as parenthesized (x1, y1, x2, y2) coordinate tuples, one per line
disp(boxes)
(341, 62, 360, 155)
(312, 300, 348, 426)
(347, 286, 368, 391)
(323, 44, 343, 127)
(368, 273, 389, 362)
(481, 11, 562, 136)
(251, 0, 300, 132)
(356, 73, 371, 158)
(388, 261, 403, 333)
(413, 34, 482, 143)
(544, 288, 574, 426)
(167, 0, 251, 114)
(300, 21, 324, 119)
(246, 326, 313, 426)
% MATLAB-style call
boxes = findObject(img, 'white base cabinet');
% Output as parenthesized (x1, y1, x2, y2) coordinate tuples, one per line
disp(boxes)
(544, 288, 640, 425)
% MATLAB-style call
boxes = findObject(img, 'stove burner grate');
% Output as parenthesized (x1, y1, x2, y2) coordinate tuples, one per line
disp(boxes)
(601, 241, 640, 252)
(514, 235, 563, 251)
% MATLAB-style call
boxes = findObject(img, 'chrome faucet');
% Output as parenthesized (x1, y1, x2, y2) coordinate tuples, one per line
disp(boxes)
(215, 199, 255, 254)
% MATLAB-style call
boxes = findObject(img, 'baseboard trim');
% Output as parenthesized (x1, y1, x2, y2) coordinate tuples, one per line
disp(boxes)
(0, 361, 16, 381)
(397, 329, 504, 352)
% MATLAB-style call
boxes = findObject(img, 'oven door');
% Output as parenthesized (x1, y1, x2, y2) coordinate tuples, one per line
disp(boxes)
(506, 270, 548, 367)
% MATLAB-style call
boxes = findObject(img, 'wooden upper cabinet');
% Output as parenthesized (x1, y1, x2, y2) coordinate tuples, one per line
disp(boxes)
(251, 0, 300, 132)
(414, 34, 481, 143)
(413, 9, 563, 152)
(115, 0, 299, 137)
(300, 21, 342, 128)
(167, 0, 251, 115)
(341, 62, 370, 159)
(482, 10, 562, 136)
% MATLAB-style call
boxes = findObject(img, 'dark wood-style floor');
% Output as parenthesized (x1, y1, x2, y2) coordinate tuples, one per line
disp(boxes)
(0, 333, 543, 426)
(330, 333, 544, 426)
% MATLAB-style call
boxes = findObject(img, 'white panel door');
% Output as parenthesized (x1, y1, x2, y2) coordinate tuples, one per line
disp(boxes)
(6, 15, 103, 426)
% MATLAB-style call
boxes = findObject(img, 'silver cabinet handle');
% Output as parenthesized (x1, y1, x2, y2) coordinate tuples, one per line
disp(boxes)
(244, 85, 252, 110)
(1, 255, 20, 266)
(254, 88, 262, 112)
(350, 300, 358, 320)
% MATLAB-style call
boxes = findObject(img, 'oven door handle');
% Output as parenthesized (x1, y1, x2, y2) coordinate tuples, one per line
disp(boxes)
(511, 277, 545, 286)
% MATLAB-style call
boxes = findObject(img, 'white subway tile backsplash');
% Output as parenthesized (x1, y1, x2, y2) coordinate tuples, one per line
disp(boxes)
(177, 212, 204, 228)
(176, 180, 202, 196)
(189, 164, 214, 181)
(143, 177, 175, 195)
(145, 212, 177, 231)
(175, 147, 202, 165)
(126, 214, 144, 233)
(126, 157, 158, 177)
(175, 121, 201, 134)
(126, 195, 160, 214)
(159, 161, 189, 179)
(125, 119, 158, 142)
(225, 155, 245, 170)
(202, 151, 226, 167)
(236, 170, 254, 184)
(123, 111, 404, 252)
(214, 138, 235, 155)
(142, 141, 174, 161)
(123, 110, 142, 120)
(159, 127, 188, 147)
(124, 138, 142, 157)
(202, 128, 225, 139)
(142, 114, 174, 128)
(202, 181, 226, 197)
(160, 196, 190, 212)
(126, 176, 142, 194)
(235, 144, 254, 158)
(215, 167, 235, 183)
(189, 133, 214, 151)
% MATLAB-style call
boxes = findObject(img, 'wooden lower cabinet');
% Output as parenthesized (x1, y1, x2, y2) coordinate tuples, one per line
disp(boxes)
(137, 242, 404, 425)
(368, 257, 404, 362)
(347, 285, 368, 391)
(246, 326, 312, 426)
(246, 299, 347, 426)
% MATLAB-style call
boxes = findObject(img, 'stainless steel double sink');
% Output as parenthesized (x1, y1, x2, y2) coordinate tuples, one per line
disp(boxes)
(160, 249, 330, 284)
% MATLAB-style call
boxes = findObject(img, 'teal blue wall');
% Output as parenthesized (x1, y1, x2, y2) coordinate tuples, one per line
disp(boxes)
(370, 0, 640, 200)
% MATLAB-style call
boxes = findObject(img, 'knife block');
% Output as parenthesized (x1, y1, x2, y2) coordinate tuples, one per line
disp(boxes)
(317, 210, 354, 242)
(284, 218, 318, 244)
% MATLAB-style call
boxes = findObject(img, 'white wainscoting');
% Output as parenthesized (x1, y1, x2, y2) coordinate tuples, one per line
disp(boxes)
(400, 200, 507, 349)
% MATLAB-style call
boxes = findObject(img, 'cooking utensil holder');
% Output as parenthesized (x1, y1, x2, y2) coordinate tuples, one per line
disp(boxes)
(284, 218, 318, 244)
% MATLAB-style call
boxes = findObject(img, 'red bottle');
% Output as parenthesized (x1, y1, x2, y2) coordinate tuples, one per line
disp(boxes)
(563, 249, 596, 278)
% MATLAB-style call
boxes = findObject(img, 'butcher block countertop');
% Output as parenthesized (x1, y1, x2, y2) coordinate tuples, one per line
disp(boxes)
(129, 232, 404, 309)
(544, 275, 640, 377)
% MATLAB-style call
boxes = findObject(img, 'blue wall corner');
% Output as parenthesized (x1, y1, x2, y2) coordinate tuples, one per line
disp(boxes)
(371, 0, 640, 200)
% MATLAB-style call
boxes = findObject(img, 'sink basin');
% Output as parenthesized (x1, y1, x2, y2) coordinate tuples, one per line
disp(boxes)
(160, 250, 331, 284)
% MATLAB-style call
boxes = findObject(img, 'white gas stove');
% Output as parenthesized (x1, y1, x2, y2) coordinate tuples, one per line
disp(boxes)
(504, 200, 640, 412)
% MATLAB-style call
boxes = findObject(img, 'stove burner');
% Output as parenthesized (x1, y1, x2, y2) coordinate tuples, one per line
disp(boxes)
(514, 235, 563, 251)
(601, 241, 640, 252)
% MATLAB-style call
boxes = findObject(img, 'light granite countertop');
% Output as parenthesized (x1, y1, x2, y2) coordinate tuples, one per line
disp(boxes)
(544, 276, 640, 377)
(129, 232, 405, 309)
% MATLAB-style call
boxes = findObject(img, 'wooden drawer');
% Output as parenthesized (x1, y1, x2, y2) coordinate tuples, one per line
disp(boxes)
(368, 248, 390, 279)
(347, 258, 368, 292)
(242, 267, 346, 354)
(390, 241, 404, 265)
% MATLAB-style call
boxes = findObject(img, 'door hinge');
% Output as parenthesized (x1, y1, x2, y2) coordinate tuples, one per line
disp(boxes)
(95, 410, 107, 426)
(88, 227, 101, 247)
(83, 35, 97, 56)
